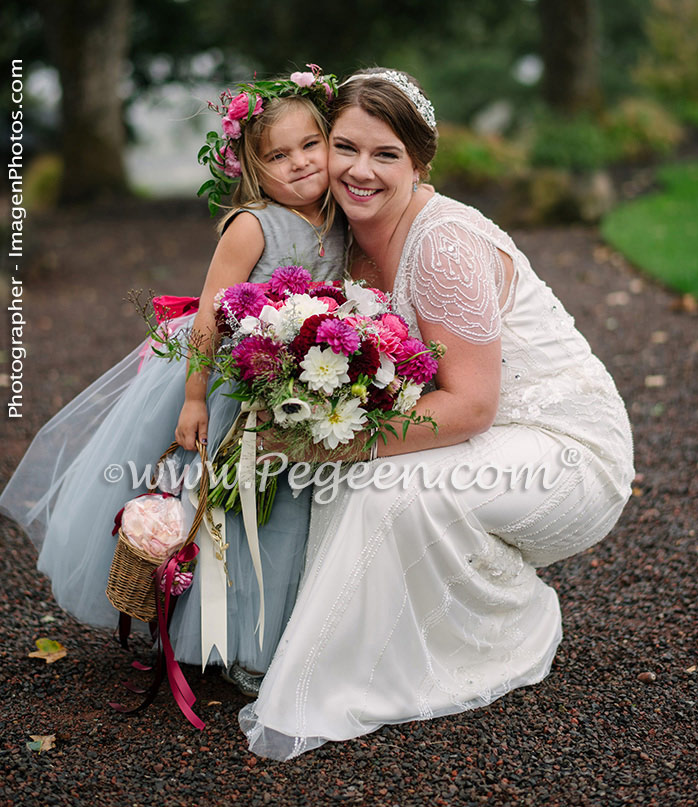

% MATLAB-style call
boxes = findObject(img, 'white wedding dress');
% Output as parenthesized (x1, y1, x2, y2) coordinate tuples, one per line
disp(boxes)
(239, 194, 634, 759)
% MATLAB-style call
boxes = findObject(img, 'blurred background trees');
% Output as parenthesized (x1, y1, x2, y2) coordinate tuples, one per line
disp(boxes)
(3, 0, 696, 207)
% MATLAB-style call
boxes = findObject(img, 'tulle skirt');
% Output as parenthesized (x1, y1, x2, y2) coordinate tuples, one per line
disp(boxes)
(0, 315, 310, 672)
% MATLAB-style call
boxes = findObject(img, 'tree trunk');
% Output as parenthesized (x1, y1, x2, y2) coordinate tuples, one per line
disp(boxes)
(43, 0, 132, 203)
(538, 0, 601, 114)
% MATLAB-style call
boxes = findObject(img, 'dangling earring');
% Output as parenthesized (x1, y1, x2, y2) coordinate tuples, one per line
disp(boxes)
(413, 180, 419, 193)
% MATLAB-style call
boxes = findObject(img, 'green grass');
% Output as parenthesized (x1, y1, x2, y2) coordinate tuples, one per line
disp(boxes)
(601, 161, 698, 295)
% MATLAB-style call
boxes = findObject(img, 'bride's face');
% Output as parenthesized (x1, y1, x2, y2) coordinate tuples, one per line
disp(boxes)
(329, 106, 418, 225)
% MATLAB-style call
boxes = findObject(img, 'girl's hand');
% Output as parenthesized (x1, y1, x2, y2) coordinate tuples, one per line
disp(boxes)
(176, 400, 209, 450)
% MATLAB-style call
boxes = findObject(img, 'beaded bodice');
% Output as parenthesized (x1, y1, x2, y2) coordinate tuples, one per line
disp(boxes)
(393, 194, 633, 481)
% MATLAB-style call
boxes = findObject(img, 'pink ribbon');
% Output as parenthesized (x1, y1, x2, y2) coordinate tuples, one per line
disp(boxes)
(152, 295, 200, 323)
(154, 543, 204, 730)
(137, 296, 201, 373)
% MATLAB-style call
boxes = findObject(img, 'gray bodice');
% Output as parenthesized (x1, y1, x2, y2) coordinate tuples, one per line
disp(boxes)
(229, 204, 347, 283)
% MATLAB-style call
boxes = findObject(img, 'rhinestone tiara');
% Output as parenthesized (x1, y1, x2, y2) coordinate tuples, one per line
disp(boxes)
(342, 71, 437, 130)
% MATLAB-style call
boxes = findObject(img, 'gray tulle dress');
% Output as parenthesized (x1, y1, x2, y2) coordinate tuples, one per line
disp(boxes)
(0, 203, 346, 672)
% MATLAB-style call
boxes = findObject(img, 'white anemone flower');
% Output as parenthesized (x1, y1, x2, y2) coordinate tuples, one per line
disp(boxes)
(373, 354, 396, 389)
(238, 314, 262, 334)
(276, 294, 329, 341)
(343, 280, 386, 316)
(396, 380, 424, 413)
(273, 397, 313, 427)
(299, 345, 350, 394)
(310, 398, 368, 449)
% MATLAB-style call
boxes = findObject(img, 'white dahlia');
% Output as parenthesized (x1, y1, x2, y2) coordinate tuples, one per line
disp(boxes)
(299, 345, 350, 395)
(310, 398, 368, 449)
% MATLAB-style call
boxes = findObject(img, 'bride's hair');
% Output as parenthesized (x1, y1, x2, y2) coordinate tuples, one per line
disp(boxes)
(330, 68, 438, 180)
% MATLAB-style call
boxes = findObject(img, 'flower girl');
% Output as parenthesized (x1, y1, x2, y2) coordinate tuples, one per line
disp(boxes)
(0, 65, 346, 697)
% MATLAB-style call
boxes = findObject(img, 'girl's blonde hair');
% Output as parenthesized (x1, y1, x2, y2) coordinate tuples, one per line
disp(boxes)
(217, 95, 335, 236)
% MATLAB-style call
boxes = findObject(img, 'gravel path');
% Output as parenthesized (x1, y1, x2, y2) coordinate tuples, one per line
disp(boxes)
(1, 199, 696, 806)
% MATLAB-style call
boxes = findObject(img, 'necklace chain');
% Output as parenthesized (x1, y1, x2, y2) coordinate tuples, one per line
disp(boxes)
(289, 208, 325, 257)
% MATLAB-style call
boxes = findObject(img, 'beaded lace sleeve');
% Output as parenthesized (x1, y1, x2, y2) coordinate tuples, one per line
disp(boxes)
(405, 215, 505, 344)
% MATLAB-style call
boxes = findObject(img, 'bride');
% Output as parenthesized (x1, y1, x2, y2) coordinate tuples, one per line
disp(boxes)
(240, 68, 634, 759)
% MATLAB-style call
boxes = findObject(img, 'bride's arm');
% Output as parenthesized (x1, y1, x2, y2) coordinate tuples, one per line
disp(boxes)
(373, 320, 501, 458)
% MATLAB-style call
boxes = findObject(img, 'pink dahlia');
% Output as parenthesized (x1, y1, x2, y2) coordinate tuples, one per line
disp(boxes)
(315, 319, 360, 355)
(394, 338, 439, 384)
(231, 335, 287, 381)
(289, 313, 332, 360)
(380, 313, 409, 341)
(220, 283, 269, 320)
(270, 265, 312, 296)
(159, 569, 194, 596)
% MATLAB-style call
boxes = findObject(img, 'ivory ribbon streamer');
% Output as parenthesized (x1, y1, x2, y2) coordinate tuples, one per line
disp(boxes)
(196, 399, 266, 670)
(194, 488, 228, 671)
(236, 400, 266, 651)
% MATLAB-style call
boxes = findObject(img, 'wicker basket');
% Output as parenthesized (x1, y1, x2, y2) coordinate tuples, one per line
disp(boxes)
(106, 440, 209, 622)
(106, 531, 163, 621)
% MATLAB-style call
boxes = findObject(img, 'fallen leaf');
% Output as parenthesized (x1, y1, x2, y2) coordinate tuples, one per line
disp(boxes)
(651, 330, 668, 344)
(670, 293, 698, 314)
(27, 735, 56, 753)
(644, 375, 666, 388)
(686, 666, 696, 673)
(207, 701, 222, 706)
(629, 278, 644, 294)
(28, 638, 67, 664)
(40, 615, 56, 624)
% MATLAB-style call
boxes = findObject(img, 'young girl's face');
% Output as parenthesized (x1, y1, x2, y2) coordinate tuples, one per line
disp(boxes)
(258, 104, 329, 216)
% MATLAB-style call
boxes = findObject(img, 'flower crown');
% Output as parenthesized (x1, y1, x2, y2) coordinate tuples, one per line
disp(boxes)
(197, 64, 338, 215)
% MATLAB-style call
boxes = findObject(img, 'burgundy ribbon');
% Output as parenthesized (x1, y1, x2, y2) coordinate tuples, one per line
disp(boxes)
(154, 543, 204, 730)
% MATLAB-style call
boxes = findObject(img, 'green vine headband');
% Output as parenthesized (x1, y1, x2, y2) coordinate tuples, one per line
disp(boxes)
(197, 64, 339, 215)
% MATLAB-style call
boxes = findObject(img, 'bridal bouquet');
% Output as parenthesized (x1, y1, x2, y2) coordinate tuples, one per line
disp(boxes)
(197, 265, 443, 518)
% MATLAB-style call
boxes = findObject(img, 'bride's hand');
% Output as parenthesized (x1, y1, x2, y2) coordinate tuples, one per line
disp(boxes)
(253, 411, 372, 465)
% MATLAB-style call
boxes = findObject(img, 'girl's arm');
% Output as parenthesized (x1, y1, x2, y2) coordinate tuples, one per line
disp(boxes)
(175, 212, 265, 450)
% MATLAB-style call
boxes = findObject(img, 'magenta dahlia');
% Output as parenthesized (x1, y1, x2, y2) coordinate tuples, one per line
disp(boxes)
(220, 283, 269, 320)
(315, 319, 361, 355)
(269, 265, 312, 296)
(230, 335, 287, 381)
(394, 338, 439, 384)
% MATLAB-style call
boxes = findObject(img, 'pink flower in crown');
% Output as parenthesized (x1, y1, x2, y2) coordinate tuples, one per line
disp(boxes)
(290, 71, 315, 88)
(269, 265, 313, 296)
(322, 81, 334, 101)
(315, 319, 361, 356)
(222, 116, 242, 139)
(394, 337, 439, 384)
(226, 92, 263, 121)
(214, 148, 242, 178)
